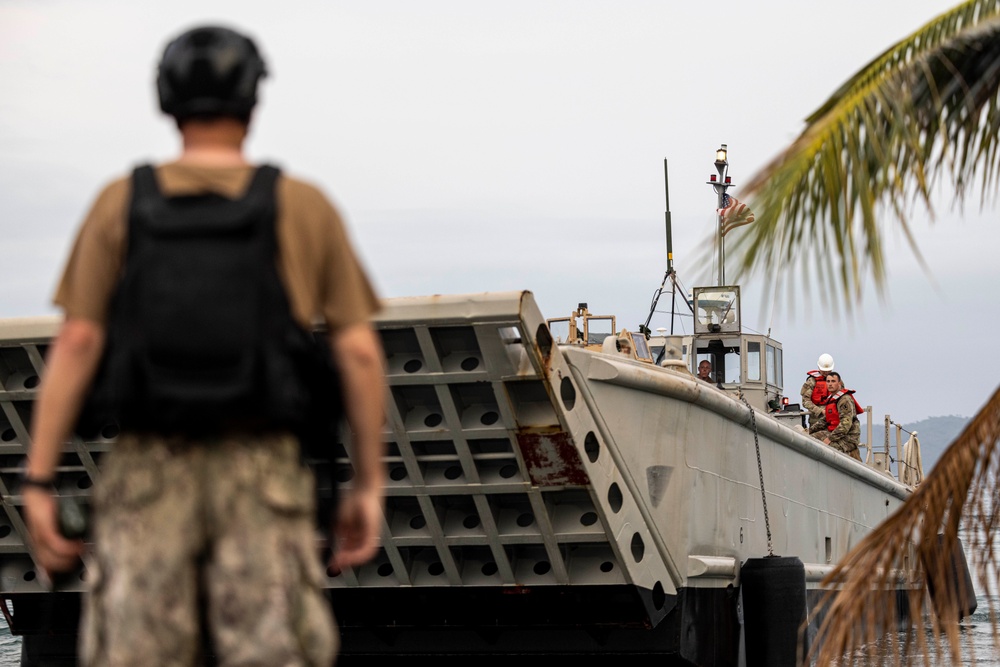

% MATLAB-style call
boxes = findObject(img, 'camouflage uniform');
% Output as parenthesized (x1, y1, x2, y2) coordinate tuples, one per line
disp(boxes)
(807, 417, 828, 436)
(800, 375, 826, 427)
(811, 394, 862, 461)
(80, 433, 337, 666)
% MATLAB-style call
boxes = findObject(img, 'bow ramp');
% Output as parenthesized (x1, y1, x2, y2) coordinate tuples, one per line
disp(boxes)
(365, 290, 677, 623)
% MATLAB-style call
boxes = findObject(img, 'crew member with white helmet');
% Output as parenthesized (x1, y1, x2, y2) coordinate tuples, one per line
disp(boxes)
(801, 353, 835, 431)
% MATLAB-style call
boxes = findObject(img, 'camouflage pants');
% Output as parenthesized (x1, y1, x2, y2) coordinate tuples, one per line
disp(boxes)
(811, 424, 863, 461)
(80, 432, 338, 667)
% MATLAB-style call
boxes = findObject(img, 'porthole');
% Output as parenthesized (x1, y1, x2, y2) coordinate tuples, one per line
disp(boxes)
(499, 465, 518, 479)
(651, 581, 666, 611)
(424, 413, 443, 428)
(516, 512, 534, 527)
(533, 561, 551, 575)
(409, 515, 427, 530)
(608, 483, 623, 513)
(631, 533, 645, 562)
(580, 511, 598, 527)
(403, 359, 422, 373)
(461, 357, 480, 371)
(560, 377, 576, 410)
(584, 432, 599, 463)
(480, 411, 499, 426)
(377, 563, 394, 577)
(482, 562, 499, 576)
(428, 562, 445, 576)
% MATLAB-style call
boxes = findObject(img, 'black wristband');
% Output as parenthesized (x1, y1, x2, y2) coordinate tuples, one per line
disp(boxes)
(20, 474, 56, 492)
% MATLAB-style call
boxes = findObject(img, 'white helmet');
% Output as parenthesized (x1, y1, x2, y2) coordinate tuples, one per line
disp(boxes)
(817, 353, 835, 372)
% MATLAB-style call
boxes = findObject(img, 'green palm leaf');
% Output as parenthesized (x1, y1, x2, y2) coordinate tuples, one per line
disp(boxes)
(735, 2, 1000, 664)
(733, 0, 1000, 310)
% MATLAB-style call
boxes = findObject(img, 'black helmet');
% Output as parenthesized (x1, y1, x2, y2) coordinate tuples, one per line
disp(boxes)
(157, 26, 267, 121)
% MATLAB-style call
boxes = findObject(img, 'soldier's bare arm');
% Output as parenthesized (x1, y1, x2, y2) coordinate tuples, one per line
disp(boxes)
(328, 322, 386, 570)
(25, 317, 105, 575)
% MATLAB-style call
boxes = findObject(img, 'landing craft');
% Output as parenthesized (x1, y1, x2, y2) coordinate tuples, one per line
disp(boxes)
(0, 148, 974, 665)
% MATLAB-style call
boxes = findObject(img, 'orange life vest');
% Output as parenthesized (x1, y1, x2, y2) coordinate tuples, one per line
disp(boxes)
(807, 370, 828, 405)
(825, 389, 864, 431)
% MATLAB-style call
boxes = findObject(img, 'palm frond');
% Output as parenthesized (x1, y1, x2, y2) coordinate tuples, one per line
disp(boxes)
(808, 384, 1000, 665)
(731, 0, 1000, 311)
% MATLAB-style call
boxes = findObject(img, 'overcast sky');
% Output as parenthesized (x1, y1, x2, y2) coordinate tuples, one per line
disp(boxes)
(2, 0, 997, 426)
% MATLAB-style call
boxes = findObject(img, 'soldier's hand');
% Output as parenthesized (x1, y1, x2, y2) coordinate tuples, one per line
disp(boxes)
(22, 487, 84, 579)
(328, 486, 382, 573)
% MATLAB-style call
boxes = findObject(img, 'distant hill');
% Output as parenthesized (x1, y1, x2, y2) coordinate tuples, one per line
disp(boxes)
(861, 414, 969, 474)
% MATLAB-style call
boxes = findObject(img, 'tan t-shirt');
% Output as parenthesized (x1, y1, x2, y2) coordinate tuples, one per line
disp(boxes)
(54, 162, 380, 331)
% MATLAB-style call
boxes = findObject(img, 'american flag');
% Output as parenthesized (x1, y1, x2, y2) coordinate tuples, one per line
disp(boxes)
(717, 193, 756, 237)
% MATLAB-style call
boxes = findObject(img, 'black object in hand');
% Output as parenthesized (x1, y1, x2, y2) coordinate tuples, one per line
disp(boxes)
(57, 496, 89, 540)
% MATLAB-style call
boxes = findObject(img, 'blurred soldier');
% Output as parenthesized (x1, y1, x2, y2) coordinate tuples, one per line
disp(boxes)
(22, 25, 386, 666)
(813, 372, 864, 461)
(616, 333, 633, 357)
(801, 353, 834, 429)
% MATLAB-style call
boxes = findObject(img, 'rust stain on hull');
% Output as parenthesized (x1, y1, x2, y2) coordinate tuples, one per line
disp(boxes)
(516, 430, 590, 486)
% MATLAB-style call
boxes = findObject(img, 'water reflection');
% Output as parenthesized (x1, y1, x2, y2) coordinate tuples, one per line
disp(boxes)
(831, 596, 999, 666)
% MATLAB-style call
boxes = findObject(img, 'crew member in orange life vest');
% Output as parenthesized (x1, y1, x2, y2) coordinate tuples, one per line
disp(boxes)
(812, 372, 863, 461)
(800, 353, 835, 431)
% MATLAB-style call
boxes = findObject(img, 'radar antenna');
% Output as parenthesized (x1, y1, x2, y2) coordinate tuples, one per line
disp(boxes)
(642, 159, 693, 336)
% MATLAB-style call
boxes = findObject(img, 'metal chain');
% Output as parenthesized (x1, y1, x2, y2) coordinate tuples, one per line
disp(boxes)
(741, 395, 773, 556)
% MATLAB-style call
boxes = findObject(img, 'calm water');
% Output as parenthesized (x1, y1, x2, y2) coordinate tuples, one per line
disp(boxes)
(848, 596, 1000, 665)
(0, 621, 19, 666)
(0, 598, 998, 665)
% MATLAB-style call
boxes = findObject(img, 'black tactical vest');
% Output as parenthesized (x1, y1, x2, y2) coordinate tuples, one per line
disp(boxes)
(80, 164, 342, 446)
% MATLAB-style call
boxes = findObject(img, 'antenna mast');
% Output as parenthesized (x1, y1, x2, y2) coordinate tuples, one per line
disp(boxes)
(707, 144, 731, 286)
(643, 159, 684, 335)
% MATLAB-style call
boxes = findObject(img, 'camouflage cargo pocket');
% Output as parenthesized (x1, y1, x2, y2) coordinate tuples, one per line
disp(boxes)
(258, 452, 315, 516)
(93, 445, 164, 510)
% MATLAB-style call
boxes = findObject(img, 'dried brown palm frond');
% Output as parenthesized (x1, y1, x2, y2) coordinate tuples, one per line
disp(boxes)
(730, 0, 1000, 314)
(807, 384, 1000, 665)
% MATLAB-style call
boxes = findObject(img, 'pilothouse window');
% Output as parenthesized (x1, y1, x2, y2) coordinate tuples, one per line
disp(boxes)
(697, 345, 740, 384)
(723, 351, 741, 383)
(693, 287, 741, 335)
(548, 320, 572, 344)
(586, 317, 615, 345)
(631, 333, 651, 361)
(747, 341, 761, 382)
